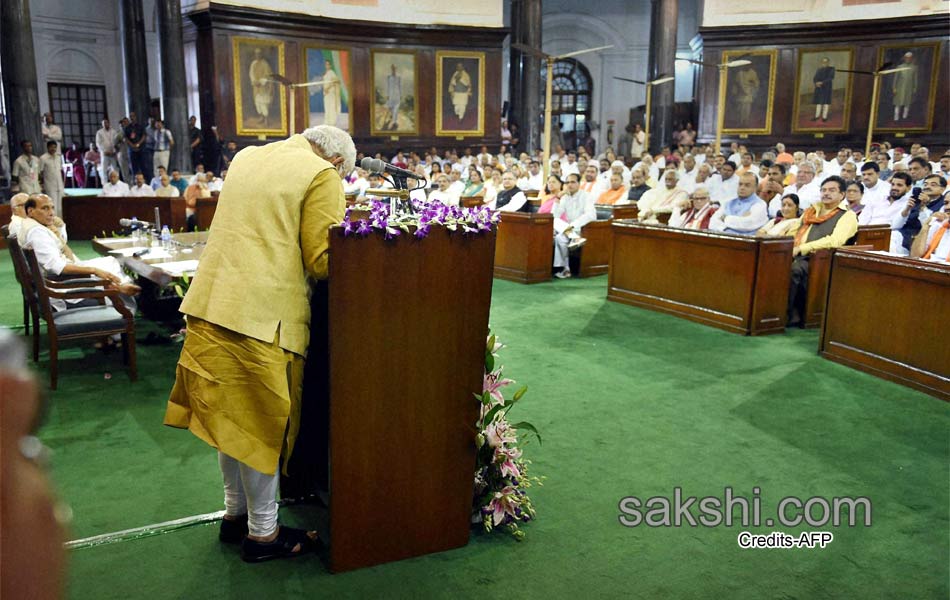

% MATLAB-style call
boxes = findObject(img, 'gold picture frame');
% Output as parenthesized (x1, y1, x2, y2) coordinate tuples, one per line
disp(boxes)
(874, 41, 941, 133)
(232, 37, 287, 137)
(370, 49, 419, 136)
(721, 49, 777, 135)
(435, 50, 486, 137)
(792, 48, 854, 134)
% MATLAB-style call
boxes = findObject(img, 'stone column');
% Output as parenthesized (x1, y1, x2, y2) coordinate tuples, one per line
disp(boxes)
(521, 0, 542, 154)
(507, 0, 542, 153)
(120, 0, 151, 120)
(647, 0, 677, 155)
(157, 0, 189, 172)
(0, 0, 43, 158)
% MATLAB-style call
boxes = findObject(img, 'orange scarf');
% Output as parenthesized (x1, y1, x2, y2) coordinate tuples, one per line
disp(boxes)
(923, 220, 949, 261)
(597, 186, 626, 205)
(794, 205, 841, 247)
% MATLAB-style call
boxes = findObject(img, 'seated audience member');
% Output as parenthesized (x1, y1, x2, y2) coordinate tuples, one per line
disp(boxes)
(708, 172, 769, 235)
(7, 193, 29, 237)
(552, 173, 596, 279)
(710, 160, 738, 205)
(783, 162, 819, 210)
(129, 173, 155, 197)
(169, 169, 189, 196)
(908, 156, 932, 188)
(189, 163, 206, 184)
(184, 173, 211, 231)
(840, 162, 857, 185)
(939, 154, 950, 178)
(845, 181, 865, 218)
(596, 173, 628, 205)
(679, 154, 699, 191)
(83, 142, 101, 185)
(858, 172, 911, 252)
(154, 174, 181, 197)
(669, 187, 715, 230)
(579, 165, 602, 195)
(101, 170, 131, 197)
(429, 174, 461, 207)
(537, 175, 563, 213)
(638, 169, 688, 223)
(19, 196, 140, 311)
(462, 169, 486, 198)
(859, 161, 890, 207)
(483, 169, 503, 206)
(910, 203, 950, 262)
(786, 175, 859, 326)
(760, 179, 785, 217)
(756, 193, 801, 237)
(205, 171, 224, 193)
(626, 168, 651, 202)
(490, 171, 528, 212)
(64, 142, 86, 188)
(891, 173, 948, 255)
(344, 168, 371, 197)
(150, 165, 168, 190)
(518, 161, 544, 191)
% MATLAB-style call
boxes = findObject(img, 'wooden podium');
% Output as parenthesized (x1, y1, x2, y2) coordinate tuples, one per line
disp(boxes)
(284, 225, 496, 572)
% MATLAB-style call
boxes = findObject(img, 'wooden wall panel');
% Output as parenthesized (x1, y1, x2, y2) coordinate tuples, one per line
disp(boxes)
(184, 5, 507, 155)
(695, 16, 949, 153)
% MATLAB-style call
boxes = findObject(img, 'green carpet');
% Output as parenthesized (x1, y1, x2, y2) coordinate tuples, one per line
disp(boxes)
(2, 243, 947, 599)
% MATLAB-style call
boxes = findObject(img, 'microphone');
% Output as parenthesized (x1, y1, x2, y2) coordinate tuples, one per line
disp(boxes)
(360, 157, 419, 180)
(119, 218, 152, 229)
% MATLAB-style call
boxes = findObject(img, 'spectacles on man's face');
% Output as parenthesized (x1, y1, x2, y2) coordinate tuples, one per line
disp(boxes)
(691, 195, 709, 201)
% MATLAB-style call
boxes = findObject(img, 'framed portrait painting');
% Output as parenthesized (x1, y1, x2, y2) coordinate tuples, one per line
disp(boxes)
(303, 46, 352, 131)
(232, 37, 287, 136)
(721, 49, 777, 135)
(875, 42, 941, 132)
(370, 50, 418, 136)
(792, 48, 854, 133)
(435, 51, 485, 137)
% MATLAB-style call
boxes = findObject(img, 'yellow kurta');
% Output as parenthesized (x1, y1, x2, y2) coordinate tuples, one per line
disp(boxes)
(164, 134, 345, 475)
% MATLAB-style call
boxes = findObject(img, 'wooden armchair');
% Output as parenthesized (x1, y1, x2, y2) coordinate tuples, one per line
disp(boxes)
(6, 234, 41, 360)
(22, 248, 137, 390)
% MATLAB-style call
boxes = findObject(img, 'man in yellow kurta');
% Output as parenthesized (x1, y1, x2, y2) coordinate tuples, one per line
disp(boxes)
(164, 126, 354, 563)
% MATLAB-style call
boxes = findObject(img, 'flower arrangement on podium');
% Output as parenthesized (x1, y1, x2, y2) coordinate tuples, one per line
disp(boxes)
(474, 332, 542, 540)
(342, 199, 498, 240)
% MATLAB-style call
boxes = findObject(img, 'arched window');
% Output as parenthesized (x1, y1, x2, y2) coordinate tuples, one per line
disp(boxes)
(540, 58, 592, 151)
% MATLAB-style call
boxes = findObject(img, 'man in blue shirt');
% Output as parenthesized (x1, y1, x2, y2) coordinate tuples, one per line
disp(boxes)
(707, 172, 769, 235)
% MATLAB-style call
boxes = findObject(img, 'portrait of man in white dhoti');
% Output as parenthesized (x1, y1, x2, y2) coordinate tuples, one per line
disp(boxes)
(232, 37, 286, 135)
(435, 51, 485, 137)
(305, 48, 351, 131)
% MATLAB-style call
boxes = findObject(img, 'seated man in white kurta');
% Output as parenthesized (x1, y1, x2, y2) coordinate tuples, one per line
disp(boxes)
(638, 169, 689, 223)
(552, 173, 597, 279)
(20, 195, 140, 311)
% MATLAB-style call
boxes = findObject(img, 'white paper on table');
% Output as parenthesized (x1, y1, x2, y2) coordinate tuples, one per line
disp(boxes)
(157, 260, 200, 276)
(98, 237, 133, 246)
(109, 246, 151, 256)
(141, 249, 173, 260)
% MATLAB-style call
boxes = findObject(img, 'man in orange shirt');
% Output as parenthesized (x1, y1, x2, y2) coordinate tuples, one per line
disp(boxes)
(596, 173, 628, 205)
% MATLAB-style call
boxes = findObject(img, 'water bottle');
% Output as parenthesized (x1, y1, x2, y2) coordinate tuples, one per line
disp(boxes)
(130, 217, 140, 244)
(161, 225, 172, 251)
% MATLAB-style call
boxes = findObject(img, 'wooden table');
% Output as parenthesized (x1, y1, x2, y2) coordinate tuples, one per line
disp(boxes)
(493, 212, 554, 283)
(608, 221, 794, 335)
(819, 249, 949, 401)
(92, 231, 208, 287)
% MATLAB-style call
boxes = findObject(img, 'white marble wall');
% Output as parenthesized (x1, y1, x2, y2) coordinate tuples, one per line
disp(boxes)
(29, 0, 163, 133)
(503, 0, 700, 152)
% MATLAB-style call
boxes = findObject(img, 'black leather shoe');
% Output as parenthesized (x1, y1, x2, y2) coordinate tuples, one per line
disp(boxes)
(219, 514, 249, 544)
(241, 526, 319, 563)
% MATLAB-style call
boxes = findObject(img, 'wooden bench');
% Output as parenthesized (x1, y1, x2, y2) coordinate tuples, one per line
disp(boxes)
(493, 212, 554, 284)
(609, 221, 793, 335)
